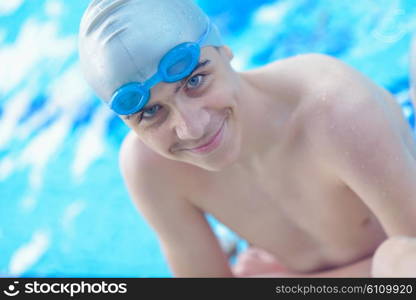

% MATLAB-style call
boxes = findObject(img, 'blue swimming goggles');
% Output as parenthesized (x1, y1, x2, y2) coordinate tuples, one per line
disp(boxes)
(109, 22, 212, 115)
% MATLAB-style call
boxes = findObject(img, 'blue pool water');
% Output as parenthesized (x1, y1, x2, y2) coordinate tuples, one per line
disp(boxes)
(0, 0, 415, 277)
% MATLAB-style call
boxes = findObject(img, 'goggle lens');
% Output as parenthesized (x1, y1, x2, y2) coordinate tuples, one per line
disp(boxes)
(161, 43, 199, 82)
(110, 84, 149, 115)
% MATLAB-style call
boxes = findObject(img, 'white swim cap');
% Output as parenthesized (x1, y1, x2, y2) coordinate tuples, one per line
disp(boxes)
(78, 0, 223, 103)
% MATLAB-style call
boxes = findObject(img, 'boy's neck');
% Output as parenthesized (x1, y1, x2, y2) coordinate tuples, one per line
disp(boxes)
(227, 71, 296, 175)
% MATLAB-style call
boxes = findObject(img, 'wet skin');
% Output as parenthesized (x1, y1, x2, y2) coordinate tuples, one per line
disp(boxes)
(119, 47, 416, 276)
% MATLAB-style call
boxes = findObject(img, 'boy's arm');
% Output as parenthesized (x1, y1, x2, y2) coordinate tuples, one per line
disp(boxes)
(119, 133, 232, 277)
(318, 82, 416, 237)
(310, 58, 416, 276)
(234, 246, 373, 278)
(253, 257, 372, 278)
(305, 237, 416, 278)
(372, 236, 416, 277)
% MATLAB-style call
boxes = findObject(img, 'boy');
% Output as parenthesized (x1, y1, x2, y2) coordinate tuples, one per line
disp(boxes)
(79, 0, 416, 277)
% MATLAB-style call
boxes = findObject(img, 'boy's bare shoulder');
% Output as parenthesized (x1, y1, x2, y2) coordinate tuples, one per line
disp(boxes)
(262, 53, 344, 76)
(248, 53, 358, 102)
(282, 53, 358, 89)
(280, 53, 389, 152)
(119, 130, 167, 174)
(282, 53, 381, 111)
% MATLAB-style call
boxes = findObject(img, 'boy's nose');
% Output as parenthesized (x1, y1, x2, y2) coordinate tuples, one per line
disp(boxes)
(173, 104, 209, 141)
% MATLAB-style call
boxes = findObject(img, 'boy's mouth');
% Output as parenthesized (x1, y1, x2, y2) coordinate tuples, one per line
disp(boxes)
(187, 118, 226, 154)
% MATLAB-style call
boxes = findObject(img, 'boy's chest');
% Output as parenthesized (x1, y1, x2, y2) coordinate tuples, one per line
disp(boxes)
(190, 156, 387, 272)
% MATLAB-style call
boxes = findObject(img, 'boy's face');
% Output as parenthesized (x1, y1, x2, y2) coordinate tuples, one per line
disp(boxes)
(121, 46, 243, 171)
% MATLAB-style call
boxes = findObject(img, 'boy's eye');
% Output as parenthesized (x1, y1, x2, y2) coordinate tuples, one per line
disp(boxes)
(186, 74, 205, 90)
(141, 104, 162, 120)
